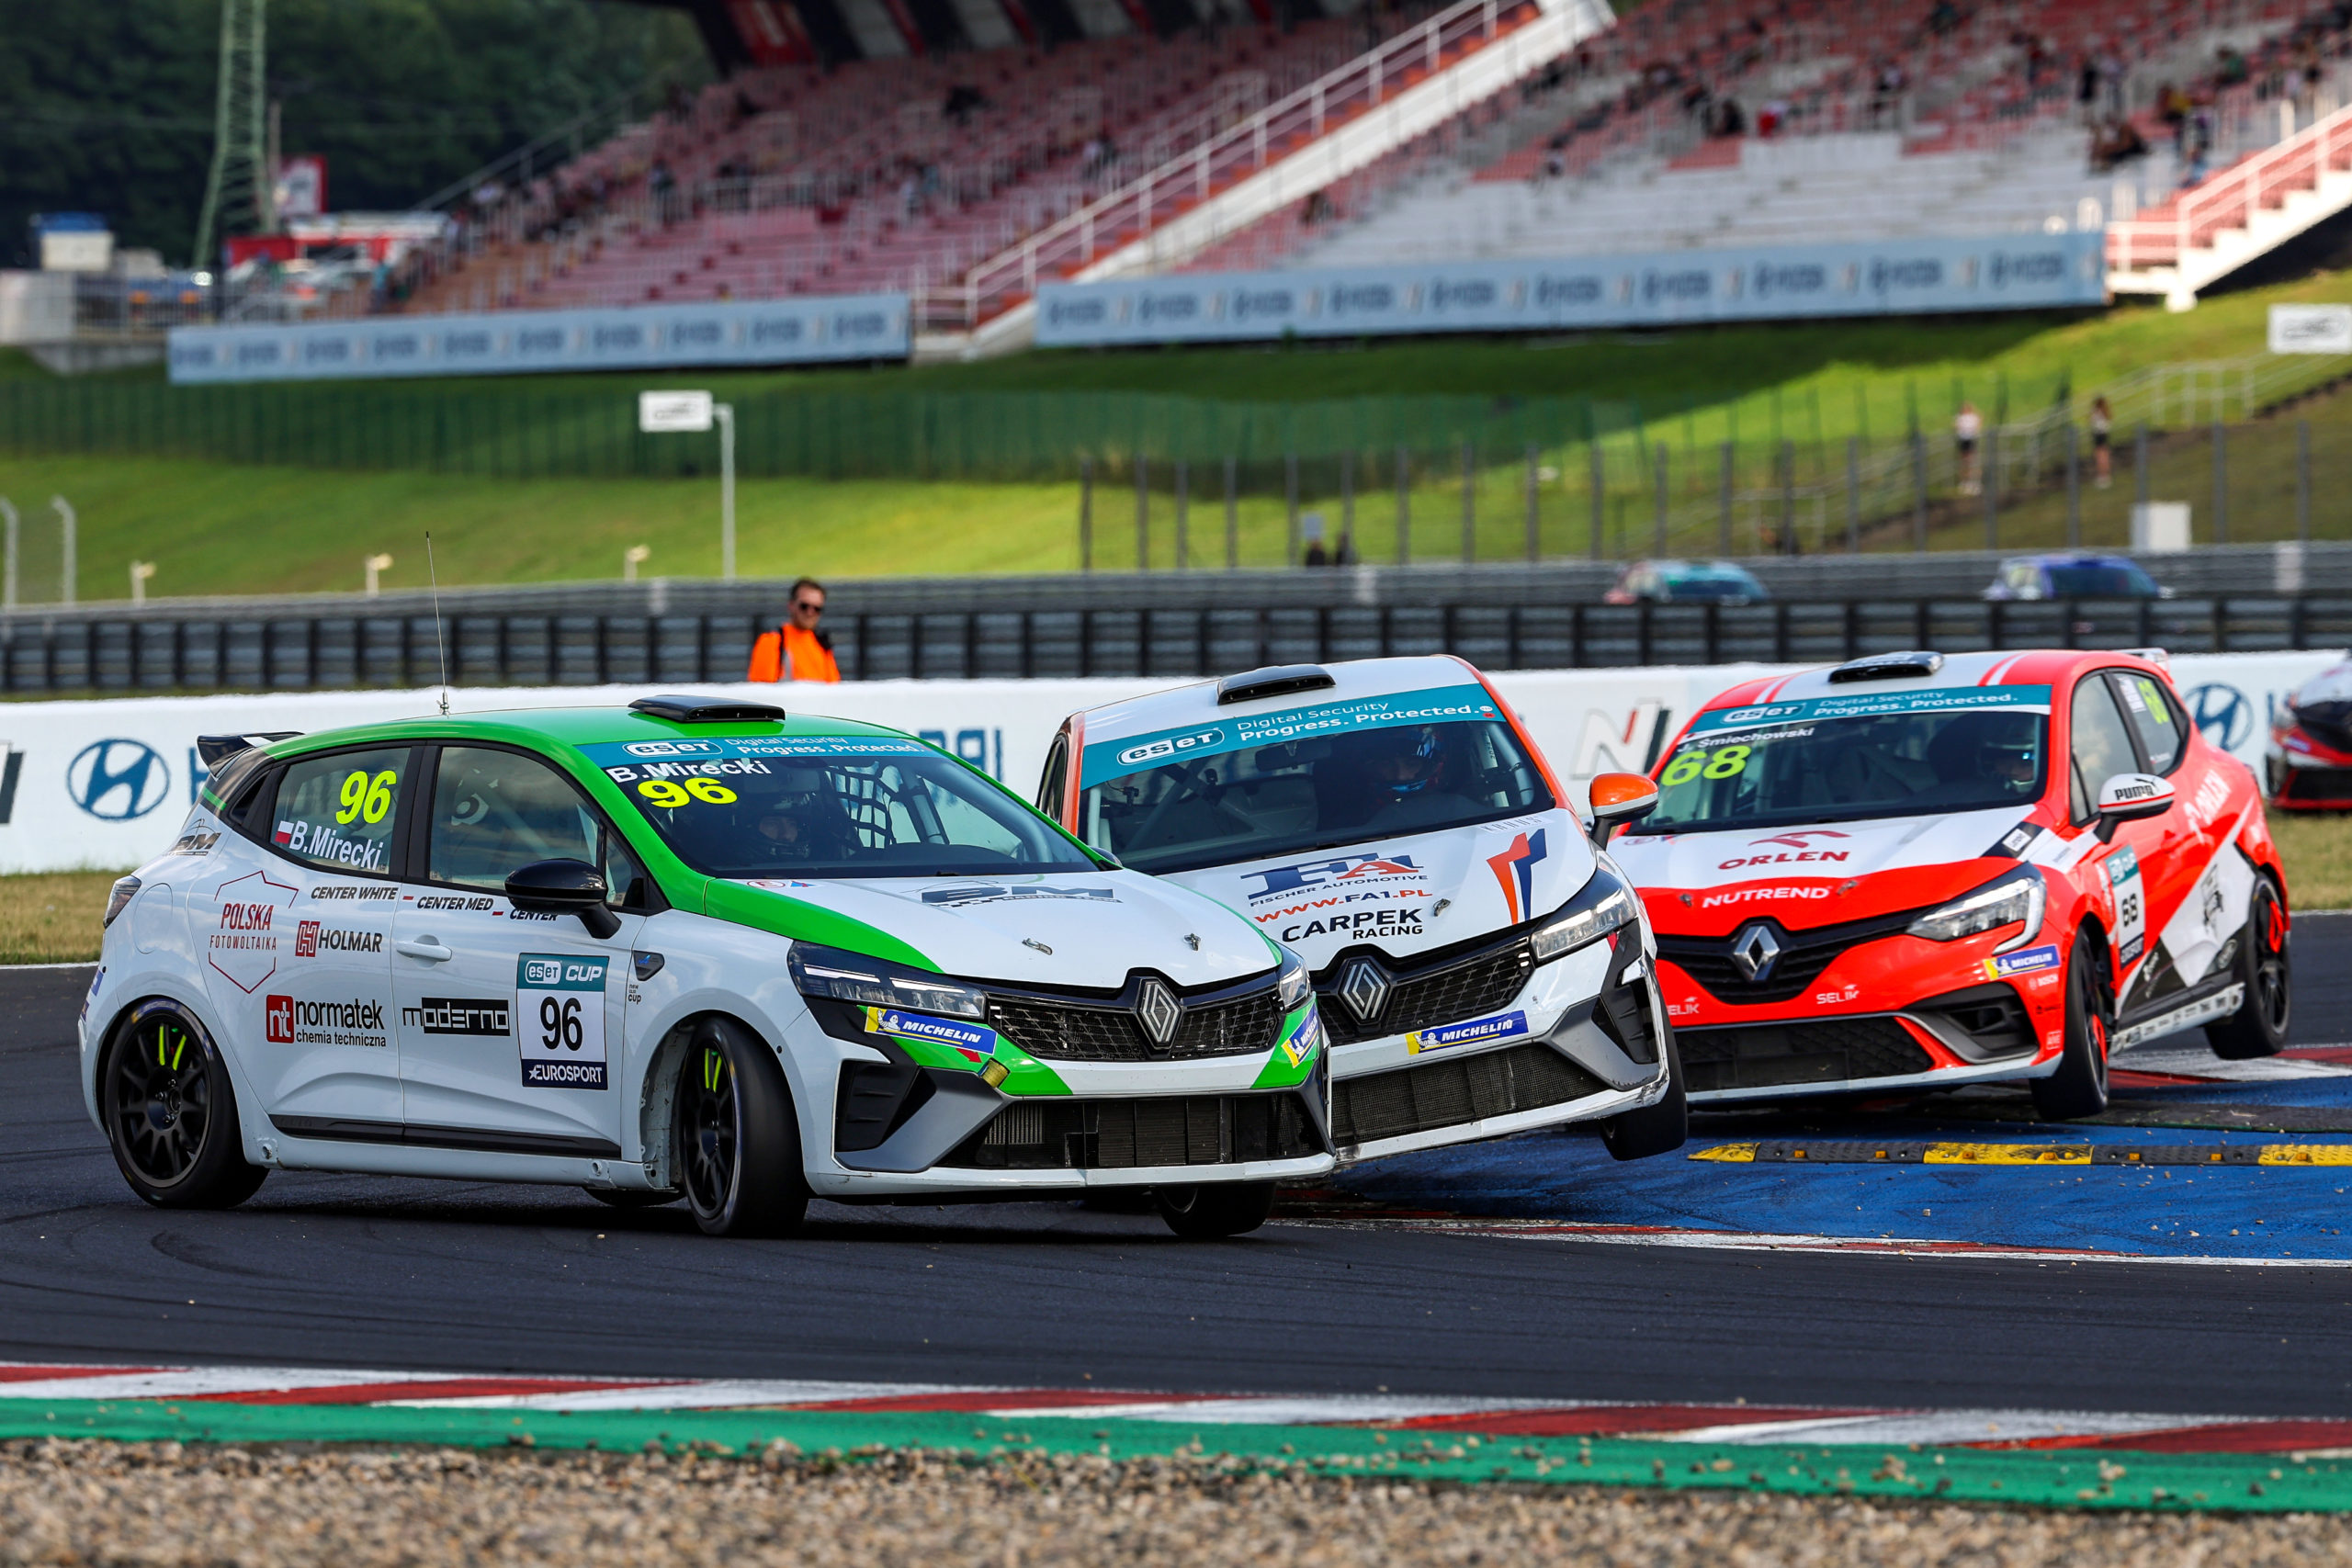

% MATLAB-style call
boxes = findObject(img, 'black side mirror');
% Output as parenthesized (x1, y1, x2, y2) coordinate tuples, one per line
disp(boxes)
(506, 858, 621, 940)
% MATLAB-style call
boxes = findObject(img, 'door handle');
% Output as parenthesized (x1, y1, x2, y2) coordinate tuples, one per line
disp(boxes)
(395, 937, 454, 963)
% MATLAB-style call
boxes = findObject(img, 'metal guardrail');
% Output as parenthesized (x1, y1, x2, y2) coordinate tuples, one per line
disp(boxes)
(2, 595, 2344, 694)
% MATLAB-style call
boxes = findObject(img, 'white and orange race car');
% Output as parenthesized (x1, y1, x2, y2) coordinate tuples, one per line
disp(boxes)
(1610, 649, 2290, 1118)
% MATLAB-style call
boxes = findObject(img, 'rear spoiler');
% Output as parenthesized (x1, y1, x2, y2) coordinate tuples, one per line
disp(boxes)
(196, 732, 300, 769)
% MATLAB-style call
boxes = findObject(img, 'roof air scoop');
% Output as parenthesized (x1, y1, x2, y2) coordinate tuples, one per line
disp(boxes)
(629, 694, 787, 724)
(1826, 651, 1944, 684)
(1215, 665, 1336, 706)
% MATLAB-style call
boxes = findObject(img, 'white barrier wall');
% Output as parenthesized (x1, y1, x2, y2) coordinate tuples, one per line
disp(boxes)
(9, 650, 2334, 874)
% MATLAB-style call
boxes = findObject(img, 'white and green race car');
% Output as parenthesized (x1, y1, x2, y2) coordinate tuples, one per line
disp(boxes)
(83, 695, 1332, 1238)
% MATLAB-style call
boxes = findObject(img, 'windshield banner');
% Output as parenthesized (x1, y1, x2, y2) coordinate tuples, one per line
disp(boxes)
(1080, 683, 1504, 786)
(1687, 684, 2054, 738)
(578, 737, 933, 773)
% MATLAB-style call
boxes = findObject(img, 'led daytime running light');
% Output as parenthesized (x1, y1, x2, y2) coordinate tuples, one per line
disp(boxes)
(786, 942, 988, 1020)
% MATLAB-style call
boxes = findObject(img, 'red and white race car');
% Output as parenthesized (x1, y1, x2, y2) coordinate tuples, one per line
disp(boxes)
(2265, 659, 2352, 811)
(1609, 649, 2291, 1117)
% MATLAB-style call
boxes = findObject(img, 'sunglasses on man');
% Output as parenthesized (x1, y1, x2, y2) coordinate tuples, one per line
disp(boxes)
(792, 599, 824, 615)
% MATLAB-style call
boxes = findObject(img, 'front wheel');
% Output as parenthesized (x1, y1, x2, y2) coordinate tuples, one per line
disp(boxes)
(675, 1018, 808, 1238)
(2031, 933, 2111, 1121)
(1156, 1181, 1275, 1239)
(100, 1001, 267, 1209)
(2208, 875, 2290, 1060)
(1600, 1034, 1687, 1161)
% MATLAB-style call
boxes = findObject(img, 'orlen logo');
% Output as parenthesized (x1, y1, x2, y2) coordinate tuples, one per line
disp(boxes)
(1718, 829, 1851, 871)
(265, 994, 294, 1043)
(623, 740, 726, 758)
(1118, 727, 1223, 768)
(220, 903, 275, 931)
(523, 958, 565, 986)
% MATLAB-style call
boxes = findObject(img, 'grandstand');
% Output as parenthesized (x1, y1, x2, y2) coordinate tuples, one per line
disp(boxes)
(342, 0, 2352, 340)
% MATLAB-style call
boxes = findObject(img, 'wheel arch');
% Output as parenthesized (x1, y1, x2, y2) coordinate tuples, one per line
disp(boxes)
(637, 1008, 792, 1191)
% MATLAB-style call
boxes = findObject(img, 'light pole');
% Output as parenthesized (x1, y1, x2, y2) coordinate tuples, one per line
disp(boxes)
(51, 497, 74, 606)
(130, 561, 156, 605)
(365, 553, 392, 596)
(717, 402, 736, 581)
(624, 544, 650, 582)
(0, 497, 17, 611)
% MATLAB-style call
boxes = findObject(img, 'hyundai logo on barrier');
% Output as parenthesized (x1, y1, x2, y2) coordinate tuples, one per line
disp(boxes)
(68, 739, 170, 821)
(2185, 682, 2253, 752)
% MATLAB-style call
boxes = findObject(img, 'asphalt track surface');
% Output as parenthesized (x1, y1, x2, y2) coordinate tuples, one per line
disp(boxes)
(9, 919, 2352, 1419)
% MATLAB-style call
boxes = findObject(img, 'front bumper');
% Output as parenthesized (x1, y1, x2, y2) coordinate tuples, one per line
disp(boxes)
(1321, 933, 1672, 1162)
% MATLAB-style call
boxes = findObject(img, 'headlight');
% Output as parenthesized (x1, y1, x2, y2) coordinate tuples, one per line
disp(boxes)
(1275, 946, 1312, 1010)
(1531, 863, 1639, 964)
(1905, 869, 2045, 952)
(103, 875, 141, 931)
(787, 942, 987, 1020)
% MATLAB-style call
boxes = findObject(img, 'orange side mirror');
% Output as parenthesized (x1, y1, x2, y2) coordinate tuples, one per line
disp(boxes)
(1586, 771, 1660, 846)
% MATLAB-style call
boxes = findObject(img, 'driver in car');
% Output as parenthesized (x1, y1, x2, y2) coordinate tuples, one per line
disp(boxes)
(1320, 725, 1479, 829)
(750, 768, 854, 863)
(1922, 712, 2041, 803)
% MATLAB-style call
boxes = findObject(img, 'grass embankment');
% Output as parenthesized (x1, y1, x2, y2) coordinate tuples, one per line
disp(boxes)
(5, 271, 2351, 592)
(10, 817, 2350, 965)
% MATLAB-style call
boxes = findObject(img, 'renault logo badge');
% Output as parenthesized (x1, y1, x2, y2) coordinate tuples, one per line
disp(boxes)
(1136, 978, 1182, 1046)
(1337, 956, 1391, 1023)
(1729, 922, 1782, 983)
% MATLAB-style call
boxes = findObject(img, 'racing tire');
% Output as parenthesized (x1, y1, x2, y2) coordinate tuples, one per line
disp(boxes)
(1600, 1033, 1688, 1161)
(1155, 1180, 1276, 1239)
(675, 1017, 808, 1238)
(2207, 875, 2291, 1061)
(2031, 933, 2112, 1122)
(584, 1188, 678, 1209)
(99, 1000, 267, 1210)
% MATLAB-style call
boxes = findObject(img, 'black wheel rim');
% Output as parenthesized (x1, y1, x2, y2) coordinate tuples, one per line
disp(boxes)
(683, 1043, 738, 1219)
(2253, 887, 2291, 1036)
(109, 1016, 211, 1187)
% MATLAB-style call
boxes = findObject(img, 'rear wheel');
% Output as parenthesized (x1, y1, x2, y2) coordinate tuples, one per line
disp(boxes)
(1156, 1180, 1275, 1239)
(100, 1001, 266, 1209)
(675, 1018, 808, 1238)
(2208, 875, 2290, 1060)
(1600, 1033, 1687, 1161)
(2031, 933, 2111, 1121)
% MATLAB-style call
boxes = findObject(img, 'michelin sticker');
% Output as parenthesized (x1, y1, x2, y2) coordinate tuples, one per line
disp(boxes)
(1982, 943, 2062, 981)
(1278, 1008, 1327, 1069)
(517, 953, 609, 1089)
(865, 1006, 1002, 1071)
(1405, 1010, 1529, 1055)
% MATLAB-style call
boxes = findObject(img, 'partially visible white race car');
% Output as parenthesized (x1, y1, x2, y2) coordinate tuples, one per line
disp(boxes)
(1035, 657, 1685, 1164)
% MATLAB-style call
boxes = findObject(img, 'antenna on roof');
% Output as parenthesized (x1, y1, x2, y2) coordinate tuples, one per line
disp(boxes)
(425, 532, 449, 716)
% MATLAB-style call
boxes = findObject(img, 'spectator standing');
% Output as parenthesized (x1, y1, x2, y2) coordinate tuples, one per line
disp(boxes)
(2089, 396, 2113, 490)
(748, 579, 842, 682)
(1954, 401, 1984, 497)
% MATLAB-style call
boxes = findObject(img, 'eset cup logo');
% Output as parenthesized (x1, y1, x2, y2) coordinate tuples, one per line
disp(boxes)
(1486, 829, 1548, 924)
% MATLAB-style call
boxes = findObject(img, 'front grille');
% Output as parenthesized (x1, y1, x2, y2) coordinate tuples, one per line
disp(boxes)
(1331, 1043, 1605, 1145)
(942, 1090, 1325, 1169)
(1320, 939, 1534, 1045)
(988, 986, 1283, 1063)
(2280, 766, 2352, 803)
(1657, 905, 1928, 1007)
(1679, 1017, 1934, 1092)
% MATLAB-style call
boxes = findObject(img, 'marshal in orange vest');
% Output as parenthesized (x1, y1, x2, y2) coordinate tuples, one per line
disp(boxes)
(747, 621, 840, 682)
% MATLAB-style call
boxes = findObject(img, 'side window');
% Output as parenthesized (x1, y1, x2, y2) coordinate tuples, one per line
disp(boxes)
(428, 747, 602, 892)
(2110, 671, 2185, 774)
(603, 832, 651, 911)
(1035, 735, 1069, 818)
(268, 748, 408, 875)
(2069, 676, 2143, 820)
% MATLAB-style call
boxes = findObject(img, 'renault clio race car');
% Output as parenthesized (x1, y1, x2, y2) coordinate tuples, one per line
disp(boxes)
(1035, 658, 1685, 1164)
(1611, 649, 2292, 1117)
(2265, 658, 2352, 811)
(84, 695, 1334, 1238)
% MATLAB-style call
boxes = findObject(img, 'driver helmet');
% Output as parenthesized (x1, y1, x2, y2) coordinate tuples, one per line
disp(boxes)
(1363, 724, 1446, 795)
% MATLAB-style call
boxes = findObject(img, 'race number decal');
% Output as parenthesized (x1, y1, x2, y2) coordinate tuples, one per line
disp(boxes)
(517, 953, 608, 1089)
(2105, 845, 2146, 967)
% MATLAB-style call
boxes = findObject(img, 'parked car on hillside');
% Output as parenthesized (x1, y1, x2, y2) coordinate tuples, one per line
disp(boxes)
(1603, 560, 1770, 605)
(1983, 554, 2170, 602)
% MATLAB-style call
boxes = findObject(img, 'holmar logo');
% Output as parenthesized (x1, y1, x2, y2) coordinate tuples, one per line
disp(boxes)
(68, 739, 169, 820)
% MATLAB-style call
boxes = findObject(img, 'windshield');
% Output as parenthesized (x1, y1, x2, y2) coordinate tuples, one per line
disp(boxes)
(1668, 573, 1761, 601)
(2045, 563, 2157, 597)
(588, 736, 1095, 879)
(1080, 718, 1551, 874)
(1631, 705, 2048, 835)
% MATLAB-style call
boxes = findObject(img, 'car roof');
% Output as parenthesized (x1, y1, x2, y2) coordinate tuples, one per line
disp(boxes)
(1068, 654, 1482, 744)
(2012, 553, 2139, 568)
(1692, 649, 2167, 717)
(259, 704, 917, 764)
